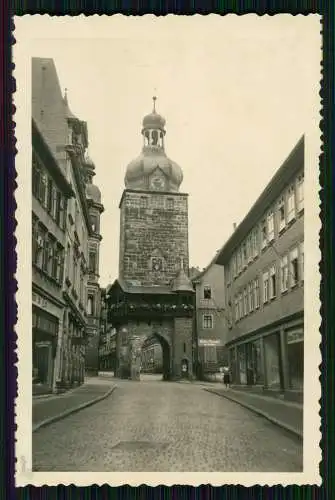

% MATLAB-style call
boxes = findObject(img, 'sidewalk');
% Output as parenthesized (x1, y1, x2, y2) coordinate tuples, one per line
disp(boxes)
(33, 377, 116, 432)
(205, 387, 303, 439)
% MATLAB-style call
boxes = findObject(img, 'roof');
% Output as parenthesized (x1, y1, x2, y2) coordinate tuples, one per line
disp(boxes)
(32, 58, 68, 167)
(107, 278, 175, 296)
(171, 268, 195, 293)
(215, 135, 304, 266)
(191, 251, 221, 283)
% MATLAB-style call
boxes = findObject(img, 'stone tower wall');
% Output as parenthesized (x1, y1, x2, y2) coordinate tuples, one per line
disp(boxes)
(119, 190, 189, 286)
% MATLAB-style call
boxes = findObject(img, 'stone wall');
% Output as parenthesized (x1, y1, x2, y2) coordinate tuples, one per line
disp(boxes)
(119, 190, 189, 285)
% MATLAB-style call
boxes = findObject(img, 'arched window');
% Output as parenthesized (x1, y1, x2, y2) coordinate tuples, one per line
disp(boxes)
(87, 295, 94, 316)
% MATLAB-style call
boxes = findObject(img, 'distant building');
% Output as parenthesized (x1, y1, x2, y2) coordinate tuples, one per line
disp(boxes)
(215, 136, 304, 400)
(141, 338, 163, 373)
(192, 259, 228, 377)
(84, 157, 104, 375)
(98, 287, 117, 372)
(32, 57, 103, 391)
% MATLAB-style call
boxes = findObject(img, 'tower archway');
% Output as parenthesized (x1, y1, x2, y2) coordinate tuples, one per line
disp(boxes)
(140, 332, 171, 381)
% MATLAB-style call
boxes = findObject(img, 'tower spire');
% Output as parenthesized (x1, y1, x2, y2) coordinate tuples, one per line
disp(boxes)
(152, 95, 157, 113)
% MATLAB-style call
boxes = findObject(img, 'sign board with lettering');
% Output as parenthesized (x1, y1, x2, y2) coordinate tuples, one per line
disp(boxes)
(287, 330, 304, 344)
(198, 339, 221, 346)
(32, 292, 48, 309)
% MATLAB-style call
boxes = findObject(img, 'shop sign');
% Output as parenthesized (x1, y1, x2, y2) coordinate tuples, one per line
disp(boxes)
(35, 341, 50, 348)
(32, 292, 48, 309)
(287, 330, 304, 344)
(198, 339, 220, 346)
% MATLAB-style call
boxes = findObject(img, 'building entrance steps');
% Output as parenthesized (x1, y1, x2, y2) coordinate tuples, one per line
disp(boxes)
(204, 387, 303, 439)
(33, 377, 117, 432)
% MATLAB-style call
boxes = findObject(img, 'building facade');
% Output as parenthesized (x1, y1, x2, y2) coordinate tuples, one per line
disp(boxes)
(215, 137, 304, 400)
(141, 337, 163, 373)
(107, 98, 195, 381)
(32, 57, 103, 391)
(84, 158, 104, 375)
(192, 261, 228, 377)
(32, 119, 73, 393)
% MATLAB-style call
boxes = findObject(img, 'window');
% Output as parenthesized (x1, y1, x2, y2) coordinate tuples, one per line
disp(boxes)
(239, 292, 243, 318)
(91, 215, 98, 232)
(261, 219, 267, 249)
(248, 282, 254, 312)
(300, 241, 304, 281)
(262, 271, 269, 303)
(166, 198, 174, 210)
(72, 252, 77, 288)
(66, 244, 71, 281)
(267, 211, 275, 242)
(287, 186, 296, 223)
(254, 278, 260, 309)
(297, 174, 304, 212)
(140, 196, 148, 208)
(280, 255, 289, 292)
(57, 247, 64, 284)
(247, 235, 252, 262)
(203, 286, 212, 299)
(42, 235, 50, 272)
(203, 314, 213, 329)
(278, 196, 286, 232)
(89, 251, 96, 274)
(290, 247, 299, 286)
(55, 191, 62, 226)
(242, 243, 247, 267)
(269, 265, 276, 299)
(60, 197, 66, 230)
(243, 288, 248, 315)
(87, 295, 95, 316)
(51, 241, 58, 279)
(253, 229, 259, 257)
(47, 178, 53, 212)
(33, 224, 44, 267)
(233, 254, 237, 278)
(234, 297, 239, 322)
(204, 346, 217, 363)
(237, 249, 242, 273)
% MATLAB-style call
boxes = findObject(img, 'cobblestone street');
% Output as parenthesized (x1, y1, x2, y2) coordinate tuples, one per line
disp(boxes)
(33, 378, 303, 472)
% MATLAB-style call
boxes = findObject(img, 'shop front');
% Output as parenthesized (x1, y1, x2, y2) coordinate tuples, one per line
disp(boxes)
(32, 305, 59, 393)
(228, 321, 304, 396)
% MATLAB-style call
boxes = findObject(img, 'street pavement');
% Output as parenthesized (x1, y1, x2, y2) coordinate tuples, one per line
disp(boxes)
(33, 376, 303, 472)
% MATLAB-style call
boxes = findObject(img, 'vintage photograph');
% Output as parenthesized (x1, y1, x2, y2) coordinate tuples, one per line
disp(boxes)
(14, 15, 321, 485)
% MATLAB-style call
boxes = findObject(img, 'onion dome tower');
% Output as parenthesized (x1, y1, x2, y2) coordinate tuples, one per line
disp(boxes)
(125, 97, 183, 192)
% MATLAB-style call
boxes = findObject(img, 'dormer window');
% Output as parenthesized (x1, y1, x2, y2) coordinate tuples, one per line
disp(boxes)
(203, 286, 212, 299)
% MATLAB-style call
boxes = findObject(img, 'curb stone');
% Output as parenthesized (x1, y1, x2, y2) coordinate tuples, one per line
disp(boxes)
(204, 388, 303, 440)
(33, 385, 117, 433)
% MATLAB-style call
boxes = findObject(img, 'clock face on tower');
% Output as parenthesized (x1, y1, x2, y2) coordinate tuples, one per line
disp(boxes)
(150, 175, 166, 191)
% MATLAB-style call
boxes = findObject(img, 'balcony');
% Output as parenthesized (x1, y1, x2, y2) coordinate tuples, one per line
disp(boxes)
(108, 301, 194, 321)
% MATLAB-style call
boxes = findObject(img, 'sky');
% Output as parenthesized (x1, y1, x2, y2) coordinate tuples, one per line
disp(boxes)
(25, 15, 321, 286)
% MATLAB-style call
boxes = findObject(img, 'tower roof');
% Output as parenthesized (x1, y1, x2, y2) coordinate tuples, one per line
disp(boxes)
(124, 97, 183, 192)
(171, 258, 194, 293)
(142, 96, 166, 131)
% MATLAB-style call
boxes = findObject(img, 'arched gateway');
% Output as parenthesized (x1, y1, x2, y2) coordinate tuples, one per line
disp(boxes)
(106, 98, 195, 381)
